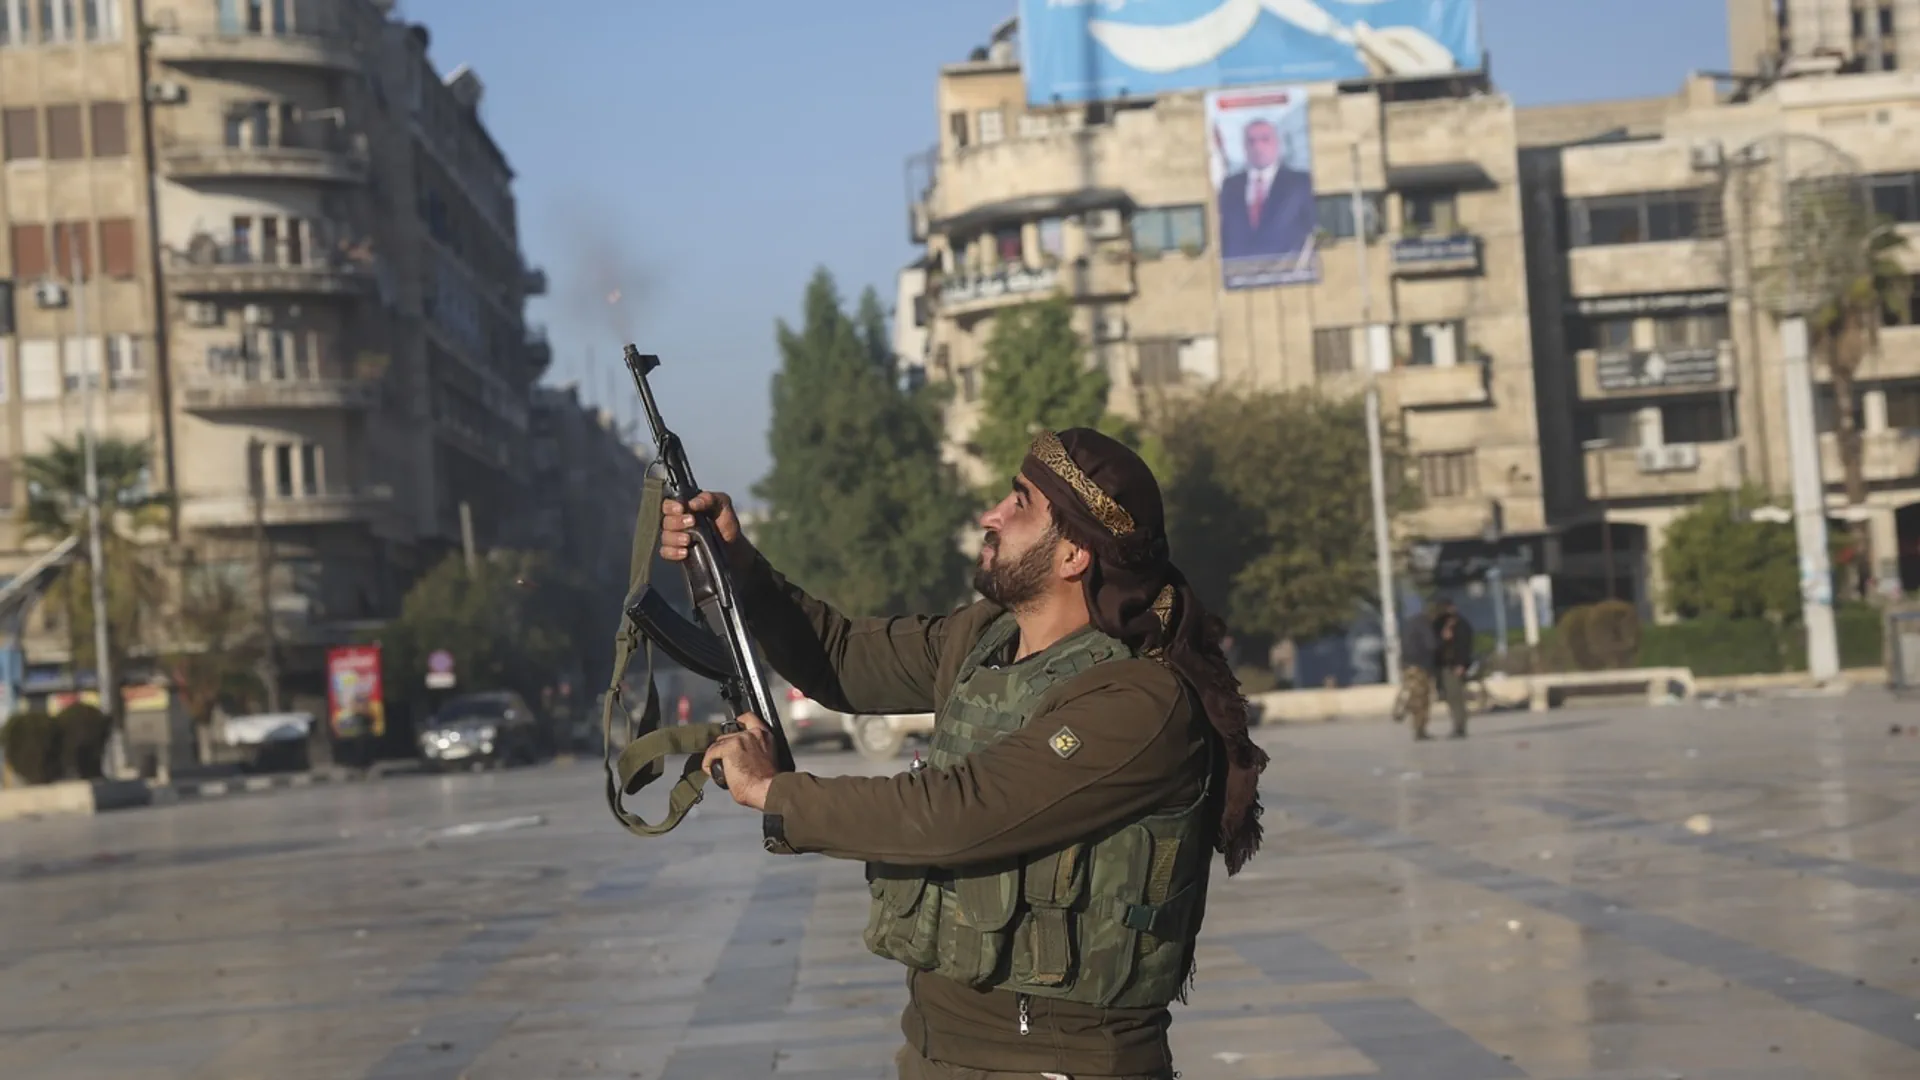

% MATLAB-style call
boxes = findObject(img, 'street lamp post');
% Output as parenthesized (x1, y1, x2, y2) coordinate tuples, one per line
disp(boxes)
(69, 231, 119, 776)
(1582, 438, 1616, 600)
(1353, 141, 1401, 687)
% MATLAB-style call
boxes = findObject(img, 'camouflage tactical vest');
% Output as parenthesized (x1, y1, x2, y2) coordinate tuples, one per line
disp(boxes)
(862, 613, 1214, 1011)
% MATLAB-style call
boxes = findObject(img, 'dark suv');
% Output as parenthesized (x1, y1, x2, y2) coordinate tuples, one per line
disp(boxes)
(417, 691, 544, 770)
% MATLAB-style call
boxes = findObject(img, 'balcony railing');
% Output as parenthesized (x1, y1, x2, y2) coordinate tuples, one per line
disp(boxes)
(181, 489, 390, 530)
(1584, 440, 1742, 500)
(182, 351, 378, 412)
(1393, 359, 1489, 409)
(1820, 430, 1920, 485)
(150, 29, 360, 72)
(160, 136, 369, 185)
(165, 241, 370, 298)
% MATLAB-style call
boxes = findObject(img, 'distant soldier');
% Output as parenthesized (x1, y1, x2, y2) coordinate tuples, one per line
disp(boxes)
(1396, 606, 1438, 739)
(1432, 599, 1474, 739)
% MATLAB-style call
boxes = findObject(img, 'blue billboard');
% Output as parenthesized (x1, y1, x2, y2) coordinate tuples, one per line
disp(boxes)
(1020, 0, 1483, 105)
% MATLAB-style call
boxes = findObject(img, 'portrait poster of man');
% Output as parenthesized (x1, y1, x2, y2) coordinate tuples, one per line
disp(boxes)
(1207, 85, 1321, 290)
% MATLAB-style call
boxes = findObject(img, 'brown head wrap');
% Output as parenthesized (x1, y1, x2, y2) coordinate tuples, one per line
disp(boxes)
(1019, 428, 1269, 875)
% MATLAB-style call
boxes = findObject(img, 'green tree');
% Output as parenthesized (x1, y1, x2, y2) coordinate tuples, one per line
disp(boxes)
(20, 437, 173, 692)
(1661, 487, 1803, 620)
(372, 550, 575, 716)
(752, 267, 973, 615)
(1158, 389, 1420, 643)
(969, 293, 1167, 494)
(163, 565, 268, 737)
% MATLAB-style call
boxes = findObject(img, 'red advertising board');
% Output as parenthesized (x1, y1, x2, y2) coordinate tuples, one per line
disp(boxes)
(326, 645, 385, 738)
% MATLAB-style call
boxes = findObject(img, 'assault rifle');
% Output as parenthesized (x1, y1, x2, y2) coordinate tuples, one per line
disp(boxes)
(599, 348, 795, 836)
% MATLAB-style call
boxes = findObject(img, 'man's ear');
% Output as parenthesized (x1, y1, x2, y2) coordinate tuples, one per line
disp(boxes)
(1059, 539, 1092, 581)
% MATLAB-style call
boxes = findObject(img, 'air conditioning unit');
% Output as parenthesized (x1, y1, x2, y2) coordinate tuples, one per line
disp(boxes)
(1662, 443, 1701, 470)
(34, 280, 69, 309)
(243, 304, 271, 325)
(1094, 312, 1127, 342)
(185, 301, 221, 327)
(1084, 208, 1124, 240)
(146, 81, 187, 105)
(1689, 139, 1724, 171)
(1634, 445, 1665, 473)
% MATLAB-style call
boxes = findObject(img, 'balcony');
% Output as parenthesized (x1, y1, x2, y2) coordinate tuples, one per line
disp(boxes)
(1391, 234, 1481, 277)
(1821, 431, 1920, 486)
(165, 244, 371, 299)
(934, 256, 1132, 318)
(523, 266, 548, 297)
(150, 31, 360, 72)
(1576, 341, 1736, 400)
(181, 490, 389, 530)
(180, 373, 379, 414)
(160, 141, 369, 186)
(1392, 360, 1489, 409)
(1567, 239, 1727, 299)
(1584, 440, 1742, 500)
(1825, 325, 1920, 382)
(525, 328, 553, 373)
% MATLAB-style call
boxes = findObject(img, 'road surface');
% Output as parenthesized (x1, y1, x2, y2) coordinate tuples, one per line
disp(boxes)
(3, 691, 1919, 1078)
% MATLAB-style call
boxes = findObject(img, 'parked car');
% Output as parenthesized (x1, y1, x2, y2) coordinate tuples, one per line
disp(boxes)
(766, 676, 855, 752)
(417, 691, 544, 771)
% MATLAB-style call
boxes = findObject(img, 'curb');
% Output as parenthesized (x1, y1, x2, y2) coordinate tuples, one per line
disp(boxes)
(0, 764, 414, 824)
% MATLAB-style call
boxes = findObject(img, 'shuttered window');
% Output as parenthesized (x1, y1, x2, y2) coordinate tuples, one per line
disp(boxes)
(99, 217, 135, 278)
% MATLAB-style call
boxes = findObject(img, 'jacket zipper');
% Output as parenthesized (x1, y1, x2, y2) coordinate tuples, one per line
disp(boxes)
(1017, 993, 1031, 1035)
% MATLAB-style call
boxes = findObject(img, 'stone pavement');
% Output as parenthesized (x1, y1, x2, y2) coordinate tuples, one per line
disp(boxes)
(1, 691, 1918, 1078)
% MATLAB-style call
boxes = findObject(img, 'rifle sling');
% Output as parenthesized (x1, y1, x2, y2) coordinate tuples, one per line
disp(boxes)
(600, 473, 733, 837)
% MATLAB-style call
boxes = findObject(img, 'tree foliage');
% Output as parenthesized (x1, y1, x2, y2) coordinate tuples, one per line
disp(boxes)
(163, 565, 268, 728)
(1158, 389, 1420, 643)
(20, 437, 173, 686)
(1661, 487, 1802, 620)
(970, 293, 1168, 494)
(752, 267, 972, 615)
(372, 550, 575, 714)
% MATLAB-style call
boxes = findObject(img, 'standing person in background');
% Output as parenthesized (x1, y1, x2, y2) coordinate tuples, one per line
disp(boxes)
(1396, 605, 1437, 739)
(1432, 600, 1475, 739)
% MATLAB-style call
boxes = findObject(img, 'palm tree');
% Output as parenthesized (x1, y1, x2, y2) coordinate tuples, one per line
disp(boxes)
(19, 437, 174, 690)
(1804, 202, 1912, 595)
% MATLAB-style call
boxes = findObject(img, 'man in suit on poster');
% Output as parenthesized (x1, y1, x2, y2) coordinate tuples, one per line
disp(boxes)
(1217, 118, 1315, 261)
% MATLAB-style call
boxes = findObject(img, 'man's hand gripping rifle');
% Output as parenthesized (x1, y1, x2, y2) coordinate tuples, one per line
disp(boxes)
(600, 347, 796, 837)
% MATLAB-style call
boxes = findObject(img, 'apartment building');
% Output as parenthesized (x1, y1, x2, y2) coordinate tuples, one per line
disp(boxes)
(1522, 68, 1920, 610)
(0, 0, 547, 695)
(1730, 0, 1920, 75)
(902, 29, 1550, 595)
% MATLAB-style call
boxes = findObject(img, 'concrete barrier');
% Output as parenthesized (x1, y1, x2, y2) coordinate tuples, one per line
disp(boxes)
(0, 778, 158, 823)
(1251, 684, 1398, 724)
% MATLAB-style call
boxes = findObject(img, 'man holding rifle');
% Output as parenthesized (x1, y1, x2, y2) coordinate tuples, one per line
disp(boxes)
(660, 427, 1269, 1079)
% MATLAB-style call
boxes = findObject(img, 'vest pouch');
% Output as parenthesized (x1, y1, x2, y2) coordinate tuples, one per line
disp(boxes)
(863, 864, 942, 970)
(1012, 844, 1089, 989)
(940, 869, 1022, 987)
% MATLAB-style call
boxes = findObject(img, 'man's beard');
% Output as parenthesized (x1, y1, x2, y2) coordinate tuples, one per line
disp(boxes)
(973, 525, 1059, 611)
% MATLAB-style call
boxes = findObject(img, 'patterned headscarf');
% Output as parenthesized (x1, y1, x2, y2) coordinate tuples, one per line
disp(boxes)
(1019, 428, 1269, 875)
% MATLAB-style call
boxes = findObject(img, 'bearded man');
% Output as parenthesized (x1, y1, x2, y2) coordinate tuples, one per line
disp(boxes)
(660, 428, 1269, 1080)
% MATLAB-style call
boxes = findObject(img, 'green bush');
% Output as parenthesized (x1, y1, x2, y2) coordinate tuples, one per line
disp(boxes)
(1638, 616, 1793, 675)
(55, 703, 111, 781)
(2, 711, 62, 785)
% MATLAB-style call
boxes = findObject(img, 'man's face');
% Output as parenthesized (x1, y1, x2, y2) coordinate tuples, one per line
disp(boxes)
(975, 477, 1068, 610)
(1243, 121, 1281, 170)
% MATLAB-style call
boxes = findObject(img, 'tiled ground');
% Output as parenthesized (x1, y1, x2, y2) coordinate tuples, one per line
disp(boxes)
(3, 689, 1919, 1078)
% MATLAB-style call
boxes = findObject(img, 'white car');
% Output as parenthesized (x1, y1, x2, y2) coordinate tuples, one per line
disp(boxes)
(767, 677, 855, 752)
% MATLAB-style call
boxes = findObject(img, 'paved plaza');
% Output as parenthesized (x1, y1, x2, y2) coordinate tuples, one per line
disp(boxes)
(3, 690, 1920, 1079)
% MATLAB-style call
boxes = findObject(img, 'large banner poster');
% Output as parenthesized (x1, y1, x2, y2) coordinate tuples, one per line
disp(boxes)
(1208, 85, 1320, 289)
(1020, 0, 1482, 106)
(327, 645, 385, 739)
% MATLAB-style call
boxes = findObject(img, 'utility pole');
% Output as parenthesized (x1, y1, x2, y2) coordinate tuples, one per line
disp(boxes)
(248, 436, 281, 711)
(459, 500, 477, 575)
(1780, 317, 1841, 680)
(71, 230, 120, 776)
(1353, 141, 1401, 687)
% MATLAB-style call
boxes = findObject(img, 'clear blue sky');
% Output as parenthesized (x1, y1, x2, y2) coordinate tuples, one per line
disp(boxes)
(400, 0, 1730, 501)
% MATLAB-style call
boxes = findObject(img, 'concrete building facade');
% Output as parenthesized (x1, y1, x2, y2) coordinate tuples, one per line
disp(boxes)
(1730, 0, 1920, 76)
(903, 28, 1550, 606)
(0, 0, 548, 695)
(1522, 67, 1920, 612)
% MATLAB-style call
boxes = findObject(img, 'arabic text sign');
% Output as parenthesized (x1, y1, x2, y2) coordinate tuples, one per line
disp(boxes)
(1020, 0, 1482, 106)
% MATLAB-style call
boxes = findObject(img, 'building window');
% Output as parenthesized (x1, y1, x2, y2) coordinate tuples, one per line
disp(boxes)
(88, 101, 125, 156)
(991, 224, 1022, 265)
(1569, 190, 1712, 247)
(947, 111, 969, 150)
(105, 334, 140, 390)
(39, 0, 75, 43)
(61, 336, 100, 393)
(98, 216, 134, 278)
(1314, 193, 1383, 241)
(0, 0, 24, 47)
(1409, 321, 1466, 368)
(82, 0, 117, 40)
(1402, 190, 1459, 235)
(19, 340, 59, 401)
(2, 107, 37, 160)
(274, 442, 293, 496)
(1136, 339, 1180, 387)
(1313, 327, 1354, 377)
(1574, 408, 1645, 448)
(8, 224, 48, 279)
(44, 104, 82, 160)
(1652, 311, 1730, 349)
(51, 220, 91, 280)
(1661, 399, 1733, 443)
(1130, 205, 1206, 256)
(1882, 3, 1896, 37)
(299, 442, 319, 495)
(1885, 381, 1920, 429)
(958, 365, 979, 402)
(1037, 217, 1065, 261)
(976, 108, 1005, 144)
(1867, 172, 1920, 223)
(1419, 451, 1477, 498)
(0, 340, 9, 403)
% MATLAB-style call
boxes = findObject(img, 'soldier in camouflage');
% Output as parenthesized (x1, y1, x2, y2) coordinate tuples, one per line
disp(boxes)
(662, 428, 1270, 1079)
